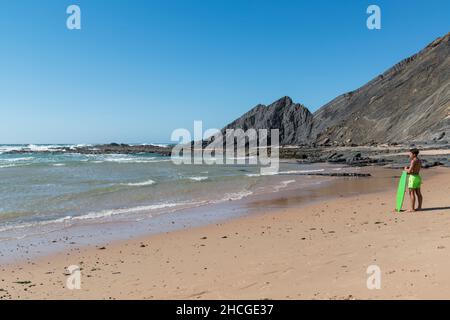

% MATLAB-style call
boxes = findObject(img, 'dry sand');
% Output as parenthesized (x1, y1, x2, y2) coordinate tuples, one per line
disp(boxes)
(1, 167, 450, 300)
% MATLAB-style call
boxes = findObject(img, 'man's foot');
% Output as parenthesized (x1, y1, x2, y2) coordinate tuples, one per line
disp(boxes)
(407, 209, 416, 212)
(416, 207, 422, 211)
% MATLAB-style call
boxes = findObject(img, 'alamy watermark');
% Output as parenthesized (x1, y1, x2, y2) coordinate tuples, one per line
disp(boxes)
(171, 121, 280, 175)
(367, 5, 381, 30)
(66, 265, 81, 290)
(66, 5, 81, 30)
(366, 265, 381, 290)
(64, 5, 381, 31)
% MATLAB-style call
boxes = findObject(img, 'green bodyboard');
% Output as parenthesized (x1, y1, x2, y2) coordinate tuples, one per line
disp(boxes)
(395, 171, 408, 212)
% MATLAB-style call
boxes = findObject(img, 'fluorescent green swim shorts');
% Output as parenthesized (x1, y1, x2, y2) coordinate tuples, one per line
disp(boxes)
(408, 174, 422, 189)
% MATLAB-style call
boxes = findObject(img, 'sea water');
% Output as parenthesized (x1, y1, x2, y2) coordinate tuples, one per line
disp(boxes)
(0, 144, 345, 243)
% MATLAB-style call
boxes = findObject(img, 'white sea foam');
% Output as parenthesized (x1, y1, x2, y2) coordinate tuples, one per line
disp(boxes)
(2, 157, 32, 162)
(71, 203, 182, 220)
(0, 162, 33, 169)
(273, 179, 296, 191)
(25, 144, 62, 152)
(0, 146, 24, 153)
(101, 155, 170, 164)
(121, 179, 156, 187)
(0, 144, 76, 154)
(70, 144, 92, 149)
(0, 157, 34, 169)
(188, 176, 208, 182)
(131, 143, 170, 148)
(215, 190, 253, 202)
(0, 202, 191, 233)
(0, 216, 73, 233)
(149, 143, 170, 148)
(245, 173, 261, 177)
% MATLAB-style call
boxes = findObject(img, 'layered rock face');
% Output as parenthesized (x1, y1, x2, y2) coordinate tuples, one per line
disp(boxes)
(312, 32, 450, 145)
(222, 96, 314, 145)
(223, 32, 450, 146)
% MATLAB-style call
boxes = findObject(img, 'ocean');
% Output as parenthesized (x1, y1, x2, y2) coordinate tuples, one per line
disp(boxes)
(0, 144, 353, 254)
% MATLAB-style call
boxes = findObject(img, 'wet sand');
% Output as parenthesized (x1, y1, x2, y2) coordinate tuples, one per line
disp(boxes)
(1, 167, 450, 299)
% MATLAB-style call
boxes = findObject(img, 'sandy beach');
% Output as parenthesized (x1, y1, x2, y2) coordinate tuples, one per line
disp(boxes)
(1, 166, 449, 300)
(1, 0, 449, 306)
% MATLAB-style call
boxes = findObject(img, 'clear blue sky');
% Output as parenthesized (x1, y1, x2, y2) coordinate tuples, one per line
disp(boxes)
(1, 0, 449, 144)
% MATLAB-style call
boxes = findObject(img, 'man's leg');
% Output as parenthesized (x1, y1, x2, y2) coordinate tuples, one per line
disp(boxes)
(408, 189, 416, 212)
(415, 188, 423, 210)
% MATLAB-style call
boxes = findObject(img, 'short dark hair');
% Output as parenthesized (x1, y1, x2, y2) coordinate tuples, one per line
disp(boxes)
(409, 148, 419, 156)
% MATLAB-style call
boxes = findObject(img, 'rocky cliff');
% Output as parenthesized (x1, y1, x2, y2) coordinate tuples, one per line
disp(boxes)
(223, 32, 450, 146)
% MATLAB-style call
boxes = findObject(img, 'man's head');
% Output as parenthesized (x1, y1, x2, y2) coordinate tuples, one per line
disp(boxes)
(409, 148, 419, 159)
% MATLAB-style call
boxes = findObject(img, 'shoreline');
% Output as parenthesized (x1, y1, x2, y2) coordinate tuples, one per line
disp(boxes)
(1, 166, 449, 299)
(0, 163, 396, 266)
(0, 163, 363, 265)
(3, 143, 449, 167)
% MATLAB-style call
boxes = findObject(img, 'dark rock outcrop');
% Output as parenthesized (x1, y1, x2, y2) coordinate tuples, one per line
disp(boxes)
(5, 144, 172, 156)
(222, 96, 313, 145)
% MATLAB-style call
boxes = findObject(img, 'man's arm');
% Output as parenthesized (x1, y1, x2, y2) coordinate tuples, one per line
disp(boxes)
(405, 159, 416, 173)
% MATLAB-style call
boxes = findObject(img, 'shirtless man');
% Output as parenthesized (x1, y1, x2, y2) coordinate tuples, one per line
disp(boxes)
(404, 148, 423, 212)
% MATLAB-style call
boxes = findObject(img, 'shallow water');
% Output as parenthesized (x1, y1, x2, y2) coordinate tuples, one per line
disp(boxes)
(0, 144, 376, 263)
(0, 145, 347, 236)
